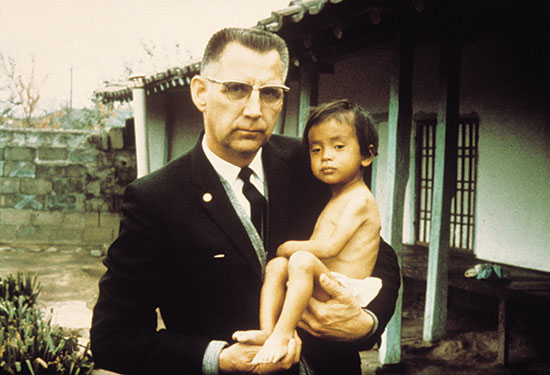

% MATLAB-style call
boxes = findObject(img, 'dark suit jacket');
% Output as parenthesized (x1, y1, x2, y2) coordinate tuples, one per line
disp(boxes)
(90, 134, 400, 374)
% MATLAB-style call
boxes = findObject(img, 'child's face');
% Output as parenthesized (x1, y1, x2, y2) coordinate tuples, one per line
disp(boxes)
(307, 118, 373, 186)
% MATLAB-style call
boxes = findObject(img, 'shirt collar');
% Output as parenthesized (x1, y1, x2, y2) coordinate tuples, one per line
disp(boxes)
(202, 136, 264, 184)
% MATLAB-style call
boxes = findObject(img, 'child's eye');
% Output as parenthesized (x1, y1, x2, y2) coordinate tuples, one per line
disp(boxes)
(310, 148, 321, 153)
(335, 144, 345, 150)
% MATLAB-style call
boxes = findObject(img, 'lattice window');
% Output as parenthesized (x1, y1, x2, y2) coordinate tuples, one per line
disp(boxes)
(414, 116, 479, 250)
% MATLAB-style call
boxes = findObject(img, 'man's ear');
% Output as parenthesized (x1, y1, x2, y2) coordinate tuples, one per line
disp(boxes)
(190, 75, 207, 112)
(361, 145, 375, 167)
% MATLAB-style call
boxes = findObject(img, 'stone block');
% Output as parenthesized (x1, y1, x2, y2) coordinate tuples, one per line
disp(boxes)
(83, 226, 114, 244)
(0, 225, 17, 242)
(36, 164, 68, 178)
(85, 211, 100, 227)
(99, 212, 121, 229)
(109, 127, 124, 149)
(49, 227, 83, 243)
(5, 146, 35, 161)
(0, 177, 20, 193)
(67, 164, 87, 178)
(33, 211, 64, 226)
(0, 208, 33, 225)
(16, 225, 49, 242)
(0, 194, 18, 208)
(14, 195, 45, 210)
(46, 194, 83, 211)
(20, 178, 52, 195)
(4, 161, 36, 178)
(62, 212, 85, 227)
(38, 147, 68, 161)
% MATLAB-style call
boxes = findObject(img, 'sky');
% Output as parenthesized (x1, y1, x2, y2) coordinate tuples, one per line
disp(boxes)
(0, 0, 290, 110)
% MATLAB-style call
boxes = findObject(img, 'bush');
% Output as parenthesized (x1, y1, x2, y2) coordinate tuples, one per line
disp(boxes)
(0, 273, 94, 375)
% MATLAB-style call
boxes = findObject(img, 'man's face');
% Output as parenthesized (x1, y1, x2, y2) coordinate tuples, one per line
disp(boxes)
(199, 42, 285, 167)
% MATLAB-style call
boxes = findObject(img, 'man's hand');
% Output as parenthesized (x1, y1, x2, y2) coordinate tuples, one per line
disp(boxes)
(219, 331, 301, 374)
(298, 273, 374, 342)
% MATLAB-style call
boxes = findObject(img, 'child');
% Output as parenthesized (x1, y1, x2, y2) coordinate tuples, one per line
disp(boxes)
(234, 99, 382, 364)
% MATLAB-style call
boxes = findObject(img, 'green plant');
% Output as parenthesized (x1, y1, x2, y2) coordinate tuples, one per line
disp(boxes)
(0, 274, 94, 375)
(0, 273, 40, 307)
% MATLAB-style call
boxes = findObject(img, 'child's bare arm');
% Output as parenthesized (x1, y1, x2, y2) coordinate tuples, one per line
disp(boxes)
(277, 196, 378, 259)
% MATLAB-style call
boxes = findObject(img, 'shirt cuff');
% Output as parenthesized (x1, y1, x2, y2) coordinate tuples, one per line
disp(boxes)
(202, 340, 229, 375)
(362, 308, 379, 340)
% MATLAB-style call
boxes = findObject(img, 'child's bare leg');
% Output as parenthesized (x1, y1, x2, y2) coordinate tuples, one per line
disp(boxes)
(253, 251, 330, 364)
(233, 257, 288, 343)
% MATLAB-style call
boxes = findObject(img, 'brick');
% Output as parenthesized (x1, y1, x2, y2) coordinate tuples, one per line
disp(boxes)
(20, 179, 52, 195)
(0, 177, 20, 193)
(38, 147, 68, 161)
(1, 208, 33, 225)
(5, 147, 35, 161)
(4, 161, 36, 178)
(83, 226, 114, 243)
(33, 211, 64, 226)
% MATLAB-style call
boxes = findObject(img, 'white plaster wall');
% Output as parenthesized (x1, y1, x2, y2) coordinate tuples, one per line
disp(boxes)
(461, 36, 550, 272)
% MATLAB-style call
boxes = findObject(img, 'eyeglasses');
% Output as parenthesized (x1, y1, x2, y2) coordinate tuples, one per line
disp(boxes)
(205, 77, 289, 107)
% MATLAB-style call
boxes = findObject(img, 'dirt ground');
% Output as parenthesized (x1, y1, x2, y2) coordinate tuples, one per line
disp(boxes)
(1, 245, 549, 374)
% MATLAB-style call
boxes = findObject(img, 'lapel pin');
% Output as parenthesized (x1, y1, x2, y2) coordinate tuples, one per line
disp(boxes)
(202, 193, 213, 202)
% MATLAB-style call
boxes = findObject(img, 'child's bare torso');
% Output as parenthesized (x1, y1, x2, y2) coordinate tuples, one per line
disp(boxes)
(310, 184, 380, 279)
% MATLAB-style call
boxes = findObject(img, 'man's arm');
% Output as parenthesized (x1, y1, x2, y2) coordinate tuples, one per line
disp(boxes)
(297, 238, 400, 349)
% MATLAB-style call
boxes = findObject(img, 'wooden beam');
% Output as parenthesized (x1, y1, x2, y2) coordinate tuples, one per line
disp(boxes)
(378, 28, 414, 365)
(423, 31, 461, 342)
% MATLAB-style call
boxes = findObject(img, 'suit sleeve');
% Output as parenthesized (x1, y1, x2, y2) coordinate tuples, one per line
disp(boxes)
(358, 238, 401, 350)
(90, 183, 210, 374)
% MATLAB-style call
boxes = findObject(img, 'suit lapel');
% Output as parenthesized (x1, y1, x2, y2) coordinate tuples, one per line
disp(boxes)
(189, 142, 263, 278)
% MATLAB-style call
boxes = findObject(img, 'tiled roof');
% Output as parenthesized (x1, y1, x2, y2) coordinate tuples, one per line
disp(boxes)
(95, 0, 384, 103)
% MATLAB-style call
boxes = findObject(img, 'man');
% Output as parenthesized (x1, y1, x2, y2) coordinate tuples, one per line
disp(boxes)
(91, 27, 400, 375)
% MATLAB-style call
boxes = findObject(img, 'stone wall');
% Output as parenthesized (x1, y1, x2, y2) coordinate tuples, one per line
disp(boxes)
(0, 125, 136, 250)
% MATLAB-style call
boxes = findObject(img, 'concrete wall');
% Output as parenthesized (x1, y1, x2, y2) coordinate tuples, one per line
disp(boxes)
(0, 126, 136, 249)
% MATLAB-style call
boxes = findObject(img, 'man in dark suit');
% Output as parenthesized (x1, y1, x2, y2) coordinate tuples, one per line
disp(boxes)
(91, 27, 400, 375)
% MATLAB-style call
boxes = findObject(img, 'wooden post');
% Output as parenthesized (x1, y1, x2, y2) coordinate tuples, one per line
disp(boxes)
(423, 31, 461, 342)
(130, 76, 149, 178)
(297, 62, 319, 137)
(497, 298, 509, 365)
(378, 30, 414, 365)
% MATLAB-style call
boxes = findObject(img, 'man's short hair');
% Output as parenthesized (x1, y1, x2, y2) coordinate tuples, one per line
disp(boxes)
(201, 27, 289, 80)
(303, 99, 379, 157)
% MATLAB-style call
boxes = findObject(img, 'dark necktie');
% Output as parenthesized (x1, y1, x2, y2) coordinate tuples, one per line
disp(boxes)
(238, 167, 267, 240)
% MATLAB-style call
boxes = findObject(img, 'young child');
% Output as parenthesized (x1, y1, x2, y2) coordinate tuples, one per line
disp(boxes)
(234, 99, 382, 364)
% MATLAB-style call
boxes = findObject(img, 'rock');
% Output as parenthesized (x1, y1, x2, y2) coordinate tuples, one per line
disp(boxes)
(90, 249, 103, 257)
(0, 246, 15, 252)
(46, 246, 58, 253)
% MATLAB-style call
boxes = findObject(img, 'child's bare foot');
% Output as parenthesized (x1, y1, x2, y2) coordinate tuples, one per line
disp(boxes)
(232, 330, 268, 344)
(251, 333, 290, 364)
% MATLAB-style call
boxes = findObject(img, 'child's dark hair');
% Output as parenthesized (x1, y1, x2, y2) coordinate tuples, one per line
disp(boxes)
(302, 99, 378, 157)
